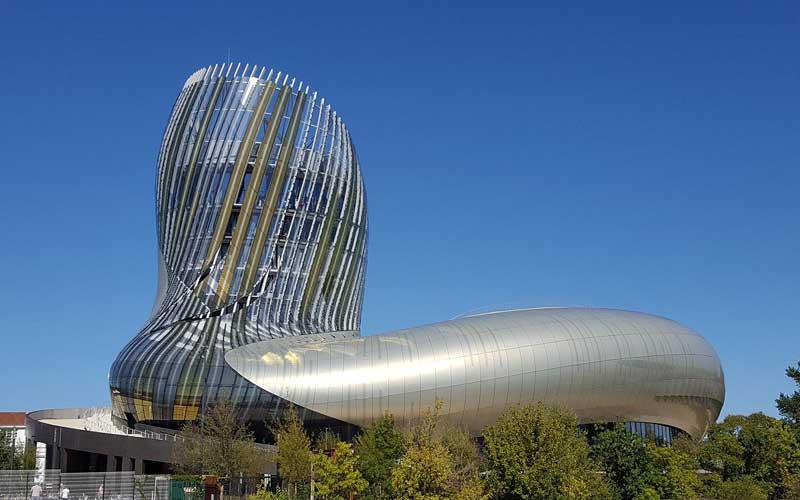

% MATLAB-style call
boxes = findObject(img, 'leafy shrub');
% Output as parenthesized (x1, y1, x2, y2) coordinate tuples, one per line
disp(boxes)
(246, 488, 288, 500)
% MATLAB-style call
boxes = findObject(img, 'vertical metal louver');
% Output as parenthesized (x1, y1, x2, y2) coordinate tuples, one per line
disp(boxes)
(110, 64, 368, 425)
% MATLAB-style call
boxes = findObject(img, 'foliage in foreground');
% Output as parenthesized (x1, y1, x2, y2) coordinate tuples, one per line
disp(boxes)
(311, 442, 368, 500)
(698, 412, 800, 499)
(0, 437, 36, 471)
(247, 489, 289, 500)
(390, 400, 489, 500)
(391, 436, 453, 500)
(590, 425, 653, 500)
(483, 402, 614, 500)
(272, 406, 312, 495)
(355, 413, 406, 499)
(713, 477, 769, 500)
(646, 442, 702, 500)
(591, 425, 703, 500)
(172, 400, 264, 477)
(202, 359, 800, 500)
(777, 361, 800, 431)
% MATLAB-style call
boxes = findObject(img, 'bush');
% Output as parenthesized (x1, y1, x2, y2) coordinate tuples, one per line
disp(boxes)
(311, 442, 368, 500)
(247, 489, 288, 500)
(632, 488, 659, 500)
(714, 478, 768, 500)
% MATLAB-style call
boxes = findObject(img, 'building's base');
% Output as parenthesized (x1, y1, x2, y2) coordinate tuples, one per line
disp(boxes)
(25, 408, 176, 474)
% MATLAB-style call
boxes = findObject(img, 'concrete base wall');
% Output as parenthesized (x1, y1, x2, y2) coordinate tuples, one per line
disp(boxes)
(26, 409, 175, 473)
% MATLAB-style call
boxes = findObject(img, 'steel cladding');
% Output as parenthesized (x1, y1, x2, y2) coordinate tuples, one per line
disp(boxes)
(110, 64, 724, 438)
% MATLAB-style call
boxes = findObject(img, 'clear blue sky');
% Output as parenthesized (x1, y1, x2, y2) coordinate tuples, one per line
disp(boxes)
(0, 2, 797, 419)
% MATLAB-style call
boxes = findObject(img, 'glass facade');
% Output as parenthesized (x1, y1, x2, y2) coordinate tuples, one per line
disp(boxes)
(582, 421, 684, 446)
(624, 421, 683, 445)
(110, 64, 367, 426)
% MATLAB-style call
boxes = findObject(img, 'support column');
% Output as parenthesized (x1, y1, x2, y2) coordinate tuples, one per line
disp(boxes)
(45, 444, 55, 470)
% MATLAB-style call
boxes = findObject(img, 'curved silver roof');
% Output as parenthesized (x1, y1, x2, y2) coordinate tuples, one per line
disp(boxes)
(225, 307, 725, 438)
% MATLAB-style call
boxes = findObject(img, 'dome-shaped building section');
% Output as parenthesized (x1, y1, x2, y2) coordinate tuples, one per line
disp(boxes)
(225, 307, 725, 439)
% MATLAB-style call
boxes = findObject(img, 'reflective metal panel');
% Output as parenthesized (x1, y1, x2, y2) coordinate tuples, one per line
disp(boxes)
(226, 308, 724, 438)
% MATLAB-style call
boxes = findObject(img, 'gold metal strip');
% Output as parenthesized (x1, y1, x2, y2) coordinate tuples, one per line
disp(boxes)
(198, 80, 276, 287)
(215, 85, 292, 304)
(238, 91, 308, 299)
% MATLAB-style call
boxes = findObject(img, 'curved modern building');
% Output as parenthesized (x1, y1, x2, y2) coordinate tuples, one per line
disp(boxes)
(110, 64, 367, 427)
(109, 63, 725, 441)
(226, 307, 724, 439)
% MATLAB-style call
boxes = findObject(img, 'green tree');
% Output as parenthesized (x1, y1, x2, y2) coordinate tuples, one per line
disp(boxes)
(737, 413, 800, 499)
(391, 402, 455, 500)
(248, 489, 289, 500)
(312, 442, 368, 500)
(590, 424, 653, 500)
(272, 406, 312, 496)
(355, 413, 405, 499)
(16, 446, 37, 470)
(714, 477, 769, 500)
(670, 434, 700, 459)
(0, 432, 13, 470)
(483, 402, 614, 500)
(451, 477, 489, 500)
(391, 440, 453, 500)
(631, 488, 659, 500)
(173, 401, 264, 477)
(314, 429, 340, 453)
(645, 443, 701, 500)
(777, 362, 800, 429)
(390, 400, 489, 500)
(439, 423, 484, 493)
(698, 415, 747, 480)
(698, 413, 800, 500)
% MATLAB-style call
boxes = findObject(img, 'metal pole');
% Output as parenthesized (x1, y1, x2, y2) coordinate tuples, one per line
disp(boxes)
(102, 474, 106, 500)
(26, 470, 31, 500)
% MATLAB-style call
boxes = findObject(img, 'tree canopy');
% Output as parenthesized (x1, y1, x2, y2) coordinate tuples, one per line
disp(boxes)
(390, 400, 489, 500)
(777, 362, 800, 429)
(590, 425, 653, 500)
(698, 413, 800, 499)
(172, 400, 264, 477)
(203, 359, 800, 500)
(354, 412, 405, 499)
(483, 403, 614, 500)
(273, 406, 312, 492)
(311, 442, 367, 500)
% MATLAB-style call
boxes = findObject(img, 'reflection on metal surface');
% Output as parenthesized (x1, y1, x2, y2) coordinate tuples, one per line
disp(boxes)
(108, 64, 725, 438)
(109, 63, 367, 424)
(226, 307, 724, 438)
